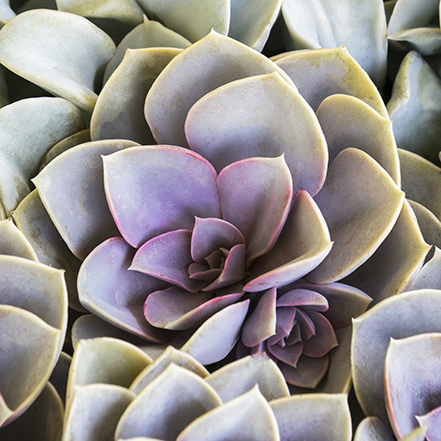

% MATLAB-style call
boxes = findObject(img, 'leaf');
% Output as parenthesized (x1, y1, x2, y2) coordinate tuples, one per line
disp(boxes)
(145, 30, 295, 148)
(0, 9, 115, 112)
(115, 364, 222, 441)
(352, 289, 441, 424)
(274, 46, 388, 117)
(281, 0, 387, 86)
(353, 417, 394, 441)
(0, 218, 37, 261)
(185, 72, 327, 196)
(307, 148, 405, 284)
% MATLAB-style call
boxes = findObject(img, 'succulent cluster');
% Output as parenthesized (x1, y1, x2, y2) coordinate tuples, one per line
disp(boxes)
(1, 0, 441, 440)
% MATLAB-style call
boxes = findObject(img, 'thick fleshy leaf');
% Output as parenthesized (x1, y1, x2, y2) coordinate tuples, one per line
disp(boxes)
(0, 97, 85, 216)
(282, 0, 387, 86)
(191, 217, 245, 262)
(186, 72, 327, 196)
(145, 30, 295, 148)
(0, 382, 63, 441)
(274, 46, 388, 117)
(301, 311, 338, 358)
(267, 341, 303, 368)
(388, 0, 441, 56)
(0, 218, 37, 260)
(352, 290, 441, 424)
(242, 288, 277, 347)
(181, 300, 250, 365)
(103, 16, 191, 82)
(130, 346, 209, 395)
(33, 140, 138, 260)
(0, 255, 67, 336)
(39, 129, 91, 169)
(103, 145, 221, 248)
(116, 364, 222, 441)
(66, 337, 152, 410)
(0, 9, 115, 112)
(205, 352, 289, 403)
(137, 0, 229, 43)
(416, 407, 441, 441)
(63, 384, 135, 441)
(91, 48, 181, 145)
(0, 0, 14, 27)
(409, 200, 441, 248)
(343, 199, 430, 305)
(317, 94, 400, 184)
(270, 393, 352, 441)
(245, 190, 332, 292)
(354, 417, 395, 441)
(387, 51, 441, 165)
(229, 0, 282, 51)
(266, 306, 297, 346)
(0, 305, 61, 427)
(399, 149, 441, 221)
(307, 148, 405, 284)
(293, 283, 371, 328)
(78, 237, 172, 342)
(12, 190, 84, 311)
(218, 155, 292, 266)
(408, 246, 441, 290)
(144, 287, 244, 331)
(177, 386, 280, 441)
(279, 354, 329, 388)
(132, 230, 204, 292)
(385, 334, 441, 439)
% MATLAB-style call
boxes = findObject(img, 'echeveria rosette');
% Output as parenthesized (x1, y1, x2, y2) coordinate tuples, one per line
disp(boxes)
(239, 282, 371, 389)
(77, 145, 334, 365)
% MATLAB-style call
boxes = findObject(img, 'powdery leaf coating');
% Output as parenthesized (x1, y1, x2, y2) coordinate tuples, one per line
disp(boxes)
(217, 155, 292, 266)
(416, 407, 441, 441)
(130, 346, 209, 395)
(115, 364, 222, 441)
(0, 382, 63, 441)
(92, 48, 182, 145)
(66, 337, 152, 411)
(177, 386, 280, 441)
(342, 199, 430, 305)
(145, 30, 295, 148)
(282, 0, 387, 86)
(0, 0, 14, 27)
(180, 300, 250, 365)
(33, 140, 139, 260)
(0, 97, 85, 216)
(387, 51, 441, 165)
(205, 352, 289, 403)
(317, 94, 400, 185)
(270, 393, 352, 441)
(186, 72, 327, 196)
(103, 145, 221, 249)
(399, 149, 441, 221)
(353, 417, 395, 441)
(244, 190, 332, 292)
(385, 334, 441, 439)
(0, 9, 115, 113)
(78, 237, 172, 343)
(0, 305, 61, 427)
(274, 46, 388, 117)
(103, 16, 191, 83)
(12, 190, 84, 311)
(408, 246, 441, 291)
(387, 0, 441, 55)
(408, 200, 441, 249)
(229, 0, 282, 51)
(0, 218, 38, 261)
(137, 0, 229, 43)
(352, 290, 441, 424)
(63, 384, 135, 441)
(308, 148, 405, 284)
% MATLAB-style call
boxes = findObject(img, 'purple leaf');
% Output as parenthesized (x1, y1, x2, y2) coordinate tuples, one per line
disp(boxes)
(217, 155, 292, 266)
(103, 145, 221, 248)
(277, 288, 329, 311)
(131, 229, 205, 293)
(144, 287, 244, 331)
(267, 341, 303, 368)
(301, 311, 338, 358)
(279, 354, 329, 388)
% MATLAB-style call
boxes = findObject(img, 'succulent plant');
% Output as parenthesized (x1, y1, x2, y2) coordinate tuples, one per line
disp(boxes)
(2, 1, 441, 439)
